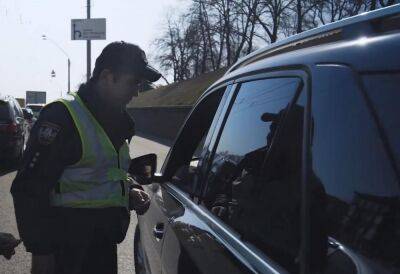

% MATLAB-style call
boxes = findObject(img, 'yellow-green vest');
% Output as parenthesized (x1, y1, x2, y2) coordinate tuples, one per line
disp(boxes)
(49, 93, 131, 208)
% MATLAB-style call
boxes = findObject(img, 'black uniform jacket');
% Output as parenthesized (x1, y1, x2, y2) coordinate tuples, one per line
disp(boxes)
(10, 83, 135, 255)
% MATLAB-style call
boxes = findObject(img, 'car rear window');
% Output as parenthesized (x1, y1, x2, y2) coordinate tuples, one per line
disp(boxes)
(362, 72, 400, 173)
(0, 101, 11, 120)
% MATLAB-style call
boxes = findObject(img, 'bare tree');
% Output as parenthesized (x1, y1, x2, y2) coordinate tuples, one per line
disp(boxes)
(154, 0, 397, 82)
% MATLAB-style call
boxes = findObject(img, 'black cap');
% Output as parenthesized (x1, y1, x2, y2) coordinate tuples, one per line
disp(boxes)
(93, 41, 162, 82)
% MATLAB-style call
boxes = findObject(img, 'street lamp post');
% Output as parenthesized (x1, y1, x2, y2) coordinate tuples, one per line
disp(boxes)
(50, 70, 63, 98)
(42, 35, 71, 94)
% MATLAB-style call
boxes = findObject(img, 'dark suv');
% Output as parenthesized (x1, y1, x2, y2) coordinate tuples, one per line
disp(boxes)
(0, 95, 29, 165)
(132, 6, 400, 274)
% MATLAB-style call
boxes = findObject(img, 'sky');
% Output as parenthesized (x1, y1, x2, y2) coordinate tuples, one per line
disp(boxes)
(0, 0, 187, 102)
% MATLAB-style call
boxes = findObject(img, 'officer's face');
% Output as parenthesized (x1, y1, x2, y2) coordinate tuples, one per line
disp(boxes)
(102, 71, 142, 107)
(116, 73, 142, 102)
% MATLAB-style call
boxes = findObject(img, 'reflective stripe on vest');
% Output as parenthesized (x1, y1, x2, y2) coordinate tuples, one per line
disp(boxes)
(49, 93, 131, 208)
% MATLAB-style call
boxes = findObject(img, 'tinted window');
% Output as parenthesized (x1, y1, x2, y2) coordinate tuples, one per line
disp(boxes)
(203, 77, 304, 272)
(13, 101, 22, 117)
(311, 67, 400, 274)
(168, 87, 227, 195)
(0, 101, 11, 120)
(362, 73, 400, 173)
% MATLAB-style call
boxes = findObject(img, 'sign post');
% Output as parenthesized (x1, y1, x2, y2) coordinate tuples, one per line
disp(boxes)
(87, 0, 91, 82)
(72, 2, 106, 82)
(26, 91, 47, 105)
(71, 18, 106, 40)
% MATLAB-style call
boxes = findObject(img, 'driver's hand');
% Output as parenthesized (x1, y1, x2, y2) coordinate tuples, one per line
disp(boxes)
(129, 188, 151, 215)
(0, 233, 21, 260)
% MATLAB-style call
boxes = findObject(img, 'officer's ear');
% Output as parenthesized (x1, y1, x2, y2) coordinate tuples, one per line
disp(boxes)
(98, 69, 114, 87)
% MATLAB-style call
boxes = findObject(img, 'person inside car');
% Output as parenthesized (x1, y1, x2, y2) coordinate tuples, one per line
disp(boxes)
(208, 105, 328, 273)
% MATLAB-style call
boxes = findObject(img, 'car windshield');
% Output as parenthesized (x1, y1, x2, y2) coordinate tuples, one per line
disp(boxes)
(0, 101, 10, 120)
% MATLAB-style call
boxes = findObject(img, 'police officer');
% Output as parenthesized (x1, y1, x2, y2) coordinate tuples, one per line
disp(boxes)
(11, 41, 161, 274)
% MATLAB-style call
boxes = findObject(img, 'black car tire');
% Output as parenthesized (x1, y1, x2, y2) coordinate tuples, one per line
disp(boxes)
(134, 226, 149, 274)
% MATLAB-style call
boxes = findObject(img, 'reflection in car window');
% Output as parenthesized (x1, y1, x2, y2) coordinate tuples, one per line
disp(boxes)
(362, 73, 400, 174)
(203, 77, 305, 273)
(311, 69, 400, 274)
(14, 104, 22, 117)
(169, 88, 227, 195)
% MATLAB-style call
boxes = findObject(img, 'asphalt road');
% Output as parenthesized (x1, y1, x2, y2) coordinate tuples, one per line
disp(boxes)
(0, 136, 170, 274)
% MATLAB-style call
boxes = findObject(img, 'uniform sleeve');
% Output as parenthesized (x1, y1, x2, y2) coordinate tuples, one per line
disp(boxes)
(10, 102, 80, 254)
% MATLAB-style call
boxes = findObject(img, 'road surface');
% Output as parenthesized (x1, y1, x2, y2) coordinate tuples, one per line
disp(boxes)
(0, 136, 169, 274)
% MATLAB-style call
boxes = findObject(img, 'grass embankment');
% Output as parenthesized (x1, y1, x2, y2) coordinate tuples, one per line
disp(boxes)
(128, 68, 227, 108)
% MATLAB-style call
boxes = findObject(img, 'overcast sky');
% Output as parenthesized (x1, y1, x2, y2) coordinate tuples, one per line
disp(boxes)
(0, 0, 187, 102)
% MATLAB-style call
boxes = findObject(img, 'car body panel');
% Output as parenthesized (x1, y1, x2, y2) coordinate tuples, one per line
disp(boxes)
(207, 32, 400, 93)
(0, 97, 28, 161)
(136, 6, 400, 274)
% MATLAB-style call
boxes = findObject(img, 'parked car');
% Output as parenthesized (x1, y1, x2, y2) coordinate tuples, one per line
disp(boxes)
(25, 103, 44, 119)
(0, 95, 29, 164)
(22, 107, 35, 130)
(131, 5, 400, 274)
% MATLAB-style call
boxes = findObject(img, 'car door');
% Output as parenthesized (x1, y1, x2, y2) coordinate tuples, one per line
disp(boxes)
(137, 85, 231, 274)
(0, 100, 12, 148)
(307, 65, 400, 274)
(159, 85, 256, 274)
(138, 182, 174, 274)
(159, 71, 311, 274)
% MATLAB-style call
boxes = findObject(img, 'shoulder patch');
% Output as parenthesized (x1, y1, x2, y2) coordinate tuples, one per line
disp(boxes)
(38, 122, 61, 145)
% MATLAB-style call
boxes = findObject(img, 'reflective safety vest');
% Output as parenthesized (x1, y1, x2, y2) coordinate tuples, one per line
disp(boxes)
(49, 93, 131, 208)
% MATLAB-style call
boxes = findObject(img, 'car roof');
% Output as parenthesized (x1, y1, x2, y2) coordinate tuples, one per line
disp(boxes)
(206, 4, 400, 92)
(228, 4, 400, 73)
(0, 95, 14, 103)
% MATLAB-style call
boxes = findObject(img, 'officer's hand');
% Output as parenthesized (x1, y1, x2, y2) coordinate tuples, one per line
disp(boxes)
(31, 254, 55, 274)
(129, 188, 150, 215)
(0, 233, 21, 260)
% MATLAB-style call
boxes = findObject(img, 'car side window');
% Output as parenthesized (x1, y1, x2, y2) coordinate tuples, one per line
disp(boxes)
(12, 100, 22, 118)
(165, 87, 229, 196)
(310, 67, 400, 274)
(201, 77, 305, 273)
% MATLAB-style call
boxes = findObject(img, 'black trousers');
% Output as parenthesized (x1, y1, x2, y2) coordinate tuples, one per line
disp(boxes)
(54, 237, 117, 274)
(51, 208, 129, 274)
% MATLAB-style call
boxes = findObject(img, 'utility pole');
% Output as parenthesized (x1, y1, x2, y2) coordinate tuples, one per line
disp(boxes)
(68, 59, 71, 93)
(87, 0, 91, 82)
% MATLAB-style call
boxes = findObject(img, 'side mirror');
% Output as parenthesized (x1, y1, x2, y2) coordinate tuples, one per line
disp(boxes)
(23, 109, 33, 120)
(129, 153, 157, 185)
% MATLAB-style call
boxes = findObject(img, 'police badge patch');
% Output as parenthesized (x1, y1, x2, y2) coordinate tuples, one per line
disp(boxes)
(38, 122, 61, 145)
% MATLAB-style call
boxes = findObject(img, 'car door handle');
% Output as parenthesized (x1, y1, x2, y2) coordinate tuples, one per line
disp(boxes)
(153, 223, 164, 240)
